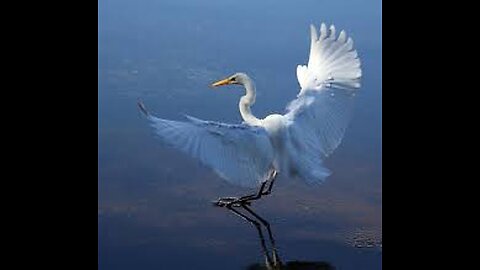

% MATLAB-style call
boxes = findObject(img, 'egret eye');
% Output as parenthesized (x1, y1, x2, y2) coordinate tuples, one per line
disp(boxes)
(230, 77, 236, 82)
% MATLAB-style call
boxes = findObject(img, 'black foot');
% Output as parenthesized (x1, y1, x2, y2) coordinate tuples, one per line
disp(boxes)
(212, 197, 251, 207)
(212, 170, 278, 208)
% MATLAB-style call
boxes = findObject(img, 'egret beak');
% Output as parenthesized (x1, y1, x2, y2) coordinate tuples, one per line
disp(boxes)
(210, 78, 231, 88)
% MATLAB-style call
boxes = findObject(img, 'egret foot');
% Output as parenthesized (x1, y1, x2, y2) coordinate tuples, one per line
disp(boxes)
(212, 171, 277, 208)
(212, 197, 251, 207)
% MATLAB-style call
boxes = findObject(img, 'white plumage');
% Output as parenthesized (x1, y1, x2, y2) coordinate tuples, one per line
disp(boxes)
(141, 23, 361, 188)
(148, 115, 274, 188)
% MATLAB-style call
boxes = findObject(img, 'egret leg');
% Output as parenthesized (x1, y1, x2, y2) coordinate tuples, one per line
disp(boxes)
(213, 170, 278, 207)
(262, 170, 278, 196)
(213, 181, 266, 207)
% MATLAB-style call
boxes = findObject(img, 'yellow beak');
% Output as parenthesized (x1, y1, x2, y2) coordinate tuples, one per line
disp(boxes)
(210, 78, 231, 88)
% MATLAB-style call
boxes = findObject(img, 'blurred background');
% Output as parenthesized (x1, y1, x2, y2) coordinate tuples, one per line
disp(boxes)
(98, 0, 382, 269)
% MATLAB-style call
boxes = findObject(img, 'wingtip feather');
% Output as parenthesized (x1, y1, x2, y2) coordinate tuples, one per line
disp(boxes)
(137, 99, 150, 117)
(310, 24, 318, 42)
(329, 24, 336, 38)
(319, 23, 327, 39)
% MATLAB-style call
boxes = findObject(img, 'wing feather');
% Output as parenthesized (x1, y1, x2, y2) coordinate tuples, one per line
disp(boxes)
(146, 114, 274, 188)
(298, 23, 361, 92)
(284, 23, 362, 184)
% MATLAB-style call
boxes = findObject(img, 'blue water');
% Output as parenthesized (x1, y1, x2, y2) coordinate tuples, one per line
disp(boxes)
(98, 0, 382, 269)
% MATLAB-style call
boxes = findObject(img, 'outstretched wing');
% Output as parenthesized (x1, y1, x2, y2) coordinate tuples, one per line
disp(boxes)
(144, 111, 275, 188)
(296, 23, 361, 93)
(284, 23, 361, 183)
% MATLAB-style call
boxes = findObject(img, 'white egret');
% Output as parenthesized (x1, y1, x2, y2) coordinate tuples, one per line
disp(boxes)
(138, 23, 361, 207)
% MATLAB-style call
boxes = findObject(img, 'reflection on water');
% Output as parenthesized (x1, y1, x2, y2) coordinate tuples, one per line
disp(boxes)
(99, 0, 381, 269)
(247, 262, 333, 270)
(219, 203, 335, 270)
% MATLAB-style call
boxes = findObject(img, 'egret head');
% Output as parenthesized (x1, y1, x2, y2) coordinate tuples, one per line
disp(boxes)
(210, 72, 250, 88)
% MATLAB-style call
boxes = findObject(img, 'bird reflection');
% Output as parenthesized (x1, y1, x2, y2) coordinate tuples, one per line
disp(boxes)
(218, 204, 334, 270)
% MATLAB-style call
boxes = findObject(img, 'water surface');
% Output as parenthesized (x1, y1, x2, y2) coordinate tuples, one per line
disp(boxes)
(98, 0, 382, 269)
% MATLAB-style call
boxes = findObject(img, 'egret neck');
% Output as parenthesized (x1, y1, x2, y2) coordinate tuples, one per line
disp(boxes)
(239, 78, 262, 126)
